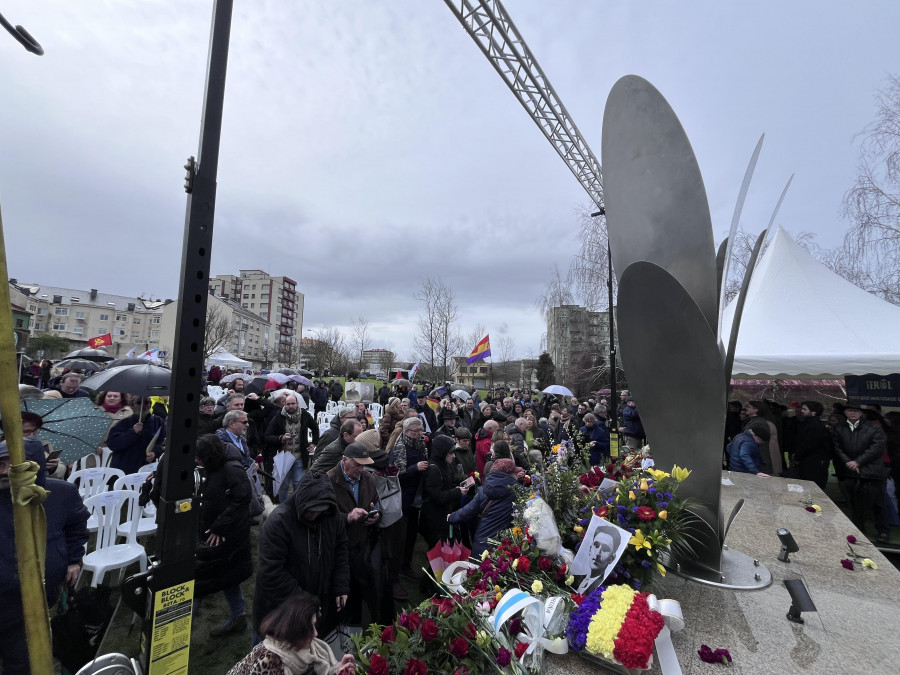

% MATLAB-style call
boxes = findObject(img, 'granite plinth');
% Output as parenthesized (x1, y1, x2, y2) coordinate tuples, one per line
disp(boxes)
(545, 471, 900, 674)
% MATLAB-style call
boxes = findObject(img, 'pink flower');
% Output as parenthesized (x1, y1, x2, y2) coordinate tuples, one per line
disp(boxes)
(495, 647, 512, 667)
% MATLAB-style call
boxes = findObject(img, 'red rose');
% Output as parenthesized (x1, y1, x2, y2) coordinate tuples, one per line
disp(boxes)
(380, 625, 396, 643)
(405, 612, 422, 632)
(449, 636, 469, 658)
(369, 654, 390, 675)
(514, 641, 530, 659)
(537, 556, 553, 572)
(595, 505, 610, 519)
(420, 618, 439, 642)
(516, 556, 531, 573)
(438, 597, 454, 617)
(463, 621, 477, 640)
(453, 669, 469, 675)
(524, 475, 532, 485)
(403, 658, 428, 675)
(636, 506, 656, 522)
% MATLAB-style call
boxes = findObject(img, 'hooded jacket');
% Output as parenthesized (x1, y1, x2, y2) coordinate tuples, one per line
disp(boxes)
(253, 472, 350, 634)
(448, 470, 517, 558)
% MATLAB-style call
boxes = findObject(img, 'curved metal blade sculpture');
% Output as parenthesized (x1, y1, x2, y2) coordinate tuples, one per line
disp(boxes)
(602, 75, 770, 588)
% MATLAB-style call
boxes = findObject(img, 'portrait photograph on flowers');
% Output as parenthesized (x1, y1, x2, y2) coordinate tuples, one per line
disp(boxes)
(570, 515, 631, 594)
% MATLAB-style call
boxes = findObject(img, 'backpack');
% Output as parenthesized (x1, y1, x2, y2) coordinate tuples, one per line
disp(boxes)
(246, 464, 265, 518)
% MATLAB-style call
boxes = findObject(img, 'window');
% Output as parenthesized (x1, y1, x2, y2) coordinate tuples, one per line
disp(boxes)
(28, 304, 36, 312)
(37, 308, 47, 315)
(261, 293, 269, 299)
(72, 327, 84, 334)
(116, 314, 128, 322)
(54, 307, 68, 316)
(151, 330, 160, 338)
(133, 318, 141, 324)
(116, 328, 126, 336)
(75, 311, 86, 319)
(132, 332, 140, 339)
(259, 312, 266, 318)
(252, 284, 256, 290)
(99, 313, 109, 321)
(15, 318, 24, 328)
(242, 303, 248, 309)
(479, 367, 488, 374)
(52, 321, 67, 331)
(250, 303, 255, 308)
(98, 329, 109, 335)
(151, 317, 160, 324)
(243, 294, 249, 299)
(34, 322, 44, 331)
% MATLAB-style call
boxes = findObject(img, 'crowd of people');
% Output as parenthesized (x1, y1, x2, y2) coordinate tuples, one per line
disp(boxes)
(725, 398, 900, 544)
(3, 361, 899, 672)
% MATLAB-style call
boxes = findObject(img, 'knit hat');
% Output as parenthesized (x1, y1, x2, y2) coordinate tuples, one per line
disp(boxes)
(490, 458, 518, 476)
(389, 397, 400, 407)
(356, 429, 381, 454)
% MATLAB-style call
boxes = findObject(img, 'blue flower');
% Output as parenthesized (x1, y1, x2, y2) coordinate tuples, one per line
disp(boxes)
(617, 515, 627, 526)
(656, 501, 668, 509)
(633, 580, 642, 590)
(648, 487, 657, 494)
(618, 505, 627, 513)
(641, 560, 652, 569)
(578, 518, 589, 526)
(632, 506, 639, 513)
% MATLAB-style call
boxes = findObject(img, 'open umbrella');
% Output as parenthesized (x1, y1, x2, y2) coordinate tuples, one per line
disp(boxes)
(425, 526, 472, 576)
(272, 451, 295, 496)
(53, 358, 105, 374)
(219, 372, 245, 384)
(542, 385, 574, 397)
(451, 389, 471, 401)
(267, 373, 291, 384)
(296, 368, 313, 377)
(392, 378, 411, 388)
(82, 363, 171, 397)
(105, 357, 152, 369)
(3, 398, 115, 465)
(289, 375, 314, 387)
(63, 348, 114, 362)
(277, 368, 299, 376)
(243, 376, 272, 396)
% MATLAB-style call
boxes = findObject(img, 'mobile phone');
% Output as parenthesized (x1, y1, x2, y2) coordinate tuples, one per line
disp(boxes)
(459, 477, 474, 488)
(367, 508, 380, 518)
(47, 450, 62, 460)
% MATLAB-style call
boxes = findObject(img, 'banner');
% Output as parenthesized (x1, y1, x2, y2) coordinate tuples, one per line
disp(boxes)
(845, 373, 900, 406)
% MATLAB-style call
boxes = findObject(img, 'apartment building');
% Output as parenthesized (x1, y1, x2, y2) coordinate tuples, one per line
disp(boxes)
(209, 269, 304, 364)
(546, 304, 617, 384)
(9, 280, 166, 357)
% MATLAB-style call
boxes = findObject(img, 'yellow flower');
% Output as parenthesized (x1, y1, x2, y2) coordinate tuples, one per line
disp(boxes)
(477, 631, 491, 648)
(640, 479, 649, 492)
(584, 586, 636, 657)
(629, 530, 652, 552)
(628, 490, 636, 501)
(512, 526, 523, 537)
(552, 444, 561, 454)
(566, 575, 575, 586)
(494, 585, 501, 592)
(532, 580, 544, 594)
(496, 592, 502, 601)
(646, 468, 670, 481)
(811, 504, 822, 512)
(862, 558, 878, 570)
(672, 465, 691, 482)
(656, 562, 667, 577)
(573, 525, 584, 534)
(512, 558, 519, 570)
(658, 510, 668, 520)
(481, 549, 490, 560)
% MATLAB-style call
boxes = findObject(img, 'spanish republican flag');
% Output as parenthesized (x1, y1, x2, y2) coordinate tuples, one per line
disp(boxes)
(467, 334, 491, 364)
(88, 333, 113, 348)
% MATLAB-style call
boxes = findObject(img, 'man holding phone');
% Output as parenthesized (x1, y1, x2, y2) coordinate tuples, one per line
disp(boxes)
(327, 443, 389, 626)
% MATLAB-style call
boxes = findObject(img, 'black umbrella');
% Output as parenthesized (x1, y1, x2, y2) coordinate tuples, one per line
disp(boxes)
(106, 357, 153, 369)
(276, 368, 299, 376)
(296, 368, 313, 377)
(243, 375, 272, 396)
(54, 358, 105, 374)
(63, 348, 114, 362)
(81, 363, 171, 397)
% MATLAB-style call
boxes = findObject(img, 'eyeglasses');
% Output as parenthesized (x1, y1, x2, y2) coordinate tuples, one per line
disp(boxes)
(237, 420, 250, 425)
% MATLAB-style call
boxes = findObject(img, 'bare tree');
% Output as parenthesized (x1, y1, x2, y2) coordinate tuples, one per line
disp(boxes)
(203, 302, 233, 361)
(304, 328, 347, 374)
(841, 74, 900, 306)
(493, 335, 517, 387)
(570, 205, 614, 312)
(349, 317, 370, 371)
(536, 264, 576, 318)
(412, 278, 463, 383)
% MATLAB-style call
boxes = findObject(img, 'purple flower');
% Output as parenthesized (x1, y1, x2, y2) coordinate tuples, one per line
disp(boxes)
(632, 506, 639, 513)
(566, 586, 606, 651)
(633, 579, 642, 590)
(617, 506, 627, 513)
(698, 644, 733, 665)
(648, 487, 657, 494)
(846, 535, 857, 544)
(656, 501, 668, 509)
(805, 506, 817, 513)
(641, 560, 652, 569)
(840, 558, 855, 570)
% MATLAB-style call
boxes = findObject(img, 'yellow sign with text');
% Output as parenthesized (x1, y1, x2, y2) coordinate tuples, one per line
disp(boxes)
(149, 580, 194, 675)
(610, 433, 620, 459)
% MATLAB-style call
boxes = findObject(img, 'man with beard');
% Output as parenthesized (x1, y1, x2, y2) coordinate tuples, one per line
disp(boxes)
(790, 401, 832, 489)
(216, 410, 255, 471)
(266, 393, 319, 502)
(107, 394, 166, 474)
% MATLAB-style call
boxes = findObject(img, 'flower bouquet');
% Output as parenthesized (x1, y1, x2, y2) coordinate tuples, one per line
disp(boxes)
(572, 465, 695, 591)
(566, 585, 665, 674)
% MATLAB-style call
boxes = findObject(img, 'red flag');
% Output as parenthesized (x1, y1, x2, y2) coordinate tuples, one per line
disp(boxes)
(88, 333, 113, 348)
(396, 369, 402, 379)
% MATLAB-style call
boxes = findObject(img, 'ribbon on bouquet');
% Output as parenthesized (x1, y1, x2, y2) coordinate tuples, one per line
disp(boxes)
(441, 560, 478, 593)
(490, 589, 569, 669)
(646, 594, 684, 675)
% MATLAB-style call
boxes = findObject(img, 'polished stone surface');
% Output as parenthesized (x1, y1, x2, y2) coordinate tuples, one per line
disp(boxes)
(546, 471, 900, 673)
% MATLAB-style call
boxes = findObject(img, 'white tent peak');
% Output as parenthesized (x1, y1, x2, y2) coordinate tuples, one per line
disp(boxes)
(721, 226, 900, 378)
(205, 347, 251, 369)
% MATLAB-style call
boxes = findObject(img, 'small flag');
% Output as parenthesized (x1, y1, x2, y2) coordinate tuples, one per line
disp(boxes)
(125, 347, 136, 358)
(139, 348, 160, 362)
(426, 397, 440, 413)
(467, 334, 491, 364)
(409, 361, 421, 381)
(395, 369, 403, 380)
(87, 333, 112, 349)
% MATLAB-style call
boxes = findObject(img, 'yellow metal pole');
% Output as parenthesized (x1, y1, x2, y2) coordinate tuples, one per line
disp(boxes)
(0, 200, 54, 673)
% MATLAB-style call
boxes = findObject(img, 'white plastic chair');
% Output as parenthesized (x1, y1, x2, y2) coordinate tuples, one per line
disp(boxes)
(69, 468, 125, 532)
(113, 474, 158, 538)
(138, 461, 158, 474)
(368, 403, 383, 418)
(73, 448, 113, 473)
(318, 423, 331, 435)
(80, 491, 147, 588)
(74, 653, 137, 675)
(136, 463, 159, 518)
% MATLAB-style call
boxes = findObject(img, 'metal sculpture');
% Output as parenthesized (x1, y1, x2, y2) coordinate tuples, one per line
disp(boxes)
(602, 75, 770, 588)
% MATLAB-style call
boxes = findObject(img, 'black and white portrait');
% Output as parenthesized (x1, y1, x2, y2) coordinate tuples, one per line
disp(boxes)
(570, 515, 630, 595)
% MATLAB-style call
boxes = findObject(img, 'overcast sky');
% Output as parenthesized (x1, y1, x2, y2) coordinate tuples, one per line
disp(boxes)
(2, 1, 897, 362)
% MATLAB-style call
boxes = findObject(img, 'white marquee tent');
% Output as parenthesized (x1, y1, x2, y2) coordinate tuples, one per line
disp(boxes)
(205, 347, 251, 369)
(721, 227, 900, 378)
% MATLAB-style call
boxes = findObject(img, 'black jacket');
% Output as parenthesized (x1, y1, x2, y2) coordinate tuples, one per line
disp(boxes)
(195, 444, 252, 598)
(448, 471, 517, 558)
(253, 472, 350, 634)
(419, 462, 462, 548)
(833, 419, 889, 480)
(265, 409, 319, 469)
(792, 417, 832, 481)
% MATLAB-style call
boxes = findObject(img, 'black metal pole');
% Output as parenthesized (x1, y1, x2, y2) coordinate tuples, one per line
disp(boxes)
(121, 3, 234, 673)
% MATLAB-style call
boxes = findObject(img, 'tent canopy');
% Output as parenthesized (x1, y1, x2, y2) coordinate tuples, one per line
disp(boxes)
(205, 347, 251, 369)
(721, 227, 900, 378)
